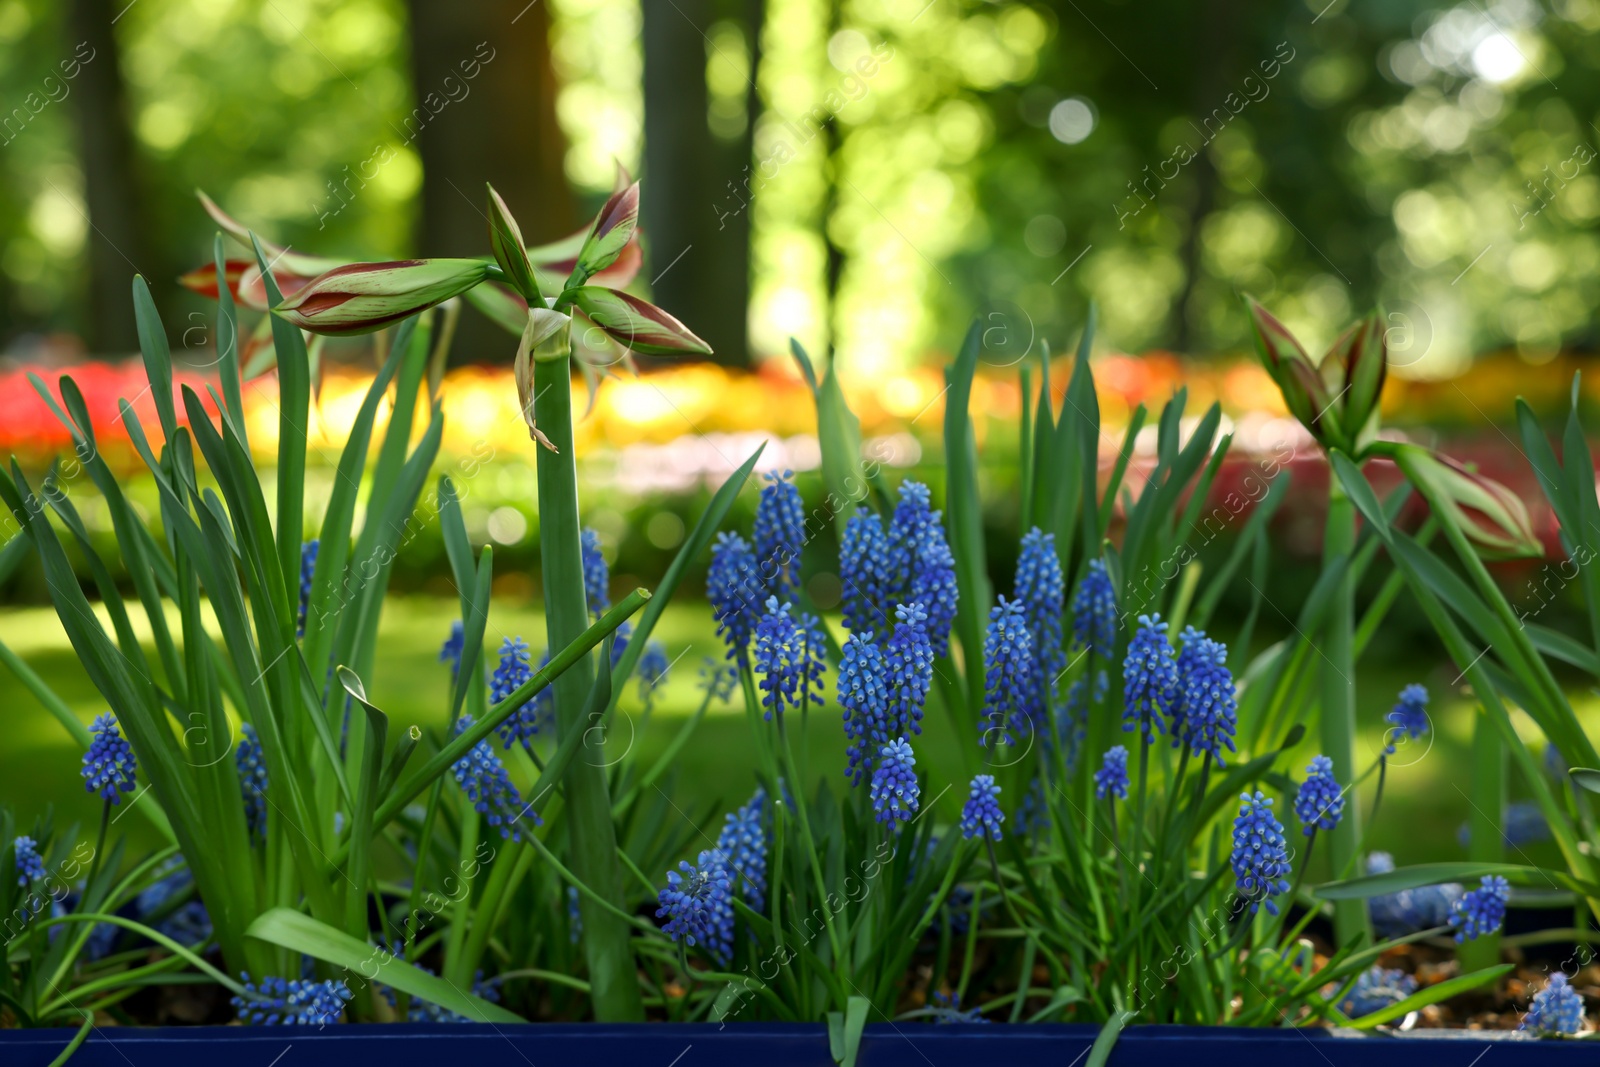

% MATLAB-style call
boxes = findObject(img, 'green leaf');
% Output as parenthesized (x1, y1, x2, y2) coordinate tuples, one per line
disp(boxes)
(1571, 768, 1600, 795)
(827, 996, 871, 1067)
(1343, 964, 1512, 1030)
(1319, 861, 1594, 899)
(246, 908, 523, 1022)
(1087, 1008, 1132, 1067)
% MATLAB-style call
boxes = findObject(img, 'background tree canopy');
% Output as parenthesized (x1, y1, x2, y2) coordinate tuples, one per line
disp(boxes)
(0, 0, 1595, 379)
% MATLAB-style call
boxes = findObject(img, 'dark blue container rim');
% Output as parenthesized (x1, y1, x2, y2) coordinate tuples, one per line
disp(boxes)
(1, 1021, 1593, 1066)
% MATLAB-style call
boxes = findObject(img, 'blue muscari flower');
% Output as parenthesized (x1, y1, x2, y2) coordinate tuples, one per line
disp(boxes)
(1231, 791, 1292, 916)
(1015, 777, 1051, 836)
(699, 656, 737, 703)
(754, 469, 806, 598)
(930, 990, 989, 1024)
(1365, 851, 1463, 937)
(233, 972, 351, 1026)
(1058, 669, 1107, 769)
(237, 723, 270, 840)
(137, 858, 213, 945)
(1340, 966, 1417, 1019)
(1174, 627, 1237, 763)
(13, 836, 45, 886)
(839, 509, 893, 636)
(1457, 800, 1551, 850)
(980, 597, 1035, 746)
(709, 531, 765, 661)
(886, 602, 934, 738)
(376, 944, 499, 1023)
(567, 885, 582, 944)
(1095, 745, 1130, 801)
(637, 639, 671, 711)
(451, 715, 539, 842)
(961, 774, 1004, 841)
(82, 712, 137, 803)
(717, 787, 768, 911)
(1451, 875, 1510, 942)
(656, 849, 734, 964)
(611, 621, 633, 669)
(889, 482, 959, 659)
(492, 637, 552, 748)
(1294, 755, 1344, 834)
(297, 540, 318, 638)
(1015, 528, 1065, 709)
(439, 620, 464, 679)
(581, 527, 610, 615)
(1071, 558, 1117, 658)
(839, 632, 891, 786)
(911, 530, 959, 661)
(1123, 614, 1178, 741)
(1522, 971, 1586, 1035)
(1385, 684, 1429, 751)
(752, 597, 827, 721)
(869, 737, 919, 825)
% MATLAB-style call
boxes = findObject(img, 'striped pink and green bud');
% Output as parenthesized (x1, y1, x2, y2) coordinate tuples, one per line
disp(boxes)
(567, 181, 640, 289)
(487, 183, 543, 304)
(274, 258, 491, 335)
(568, 285, 712, 356)
(1392, 444, 1540, 559)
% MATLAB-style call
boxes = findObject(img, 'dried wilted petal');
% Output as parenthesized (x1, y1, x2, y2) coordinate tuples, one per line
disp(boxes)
(513, 307, 571, 452)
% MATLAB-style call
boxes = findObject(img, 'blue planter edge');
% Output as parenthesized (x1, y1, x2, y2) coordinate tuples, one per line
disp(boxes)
(0, 1021, 1591, 1066)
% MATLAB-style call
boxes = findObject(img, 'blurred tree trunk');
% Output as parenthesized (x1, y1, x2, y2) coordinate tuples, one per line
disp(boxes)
(405, 0, 572, 362)
(1173, 0, 1239, 353)
(641, 0, 757, 365)
(68, 0, 154, 354)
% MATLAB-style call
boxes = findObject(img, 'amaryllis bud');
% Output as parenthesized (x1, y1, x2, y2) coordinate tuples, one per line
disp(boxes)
(568, 182, 640, 289)
(513, 306, 570, 452)
(197, 190, 342, 277)
(487, 184, 543, 304)
(236, 263, 317, 312)
(274, 259, 491, 335)
(1393, 444, 1540, 559)
(1245, 295, 1326, 438)
(1336, 312, 1387, 442)
(568, 286, 711, 356)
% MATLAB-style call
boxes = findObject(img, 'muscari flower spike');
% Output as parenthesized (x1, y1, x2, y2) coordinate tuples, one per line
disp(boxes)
(1231, 791, 1292, 916)
(1522, 971, 1586, 1035)
(698, 656, 737, 703)
(1071, 558, 1117, 658)
(753, 469, 805, 598)
(1174, 627, 1237, 764)
(232, 972, 351, 1026)
(708, 531, 765, 661)
(717, 787, 768, 911)
(1340, 966, 1417, 1019)
(890, 482, 959, 659)
(1123, 614, 1178, 741)
(980, 597, 1035, 746)
(1365, 851, 1463, 937)
(567, 885, 583, 944)
(1095, 745, 1130, 801)
(1015, 527, 1065, 709)
(636, 639, 671, 712)
(1386, 683, 1430, 751)
(439, 620, 465, 680)
(870, 737, 920, 825)
(1294, 755, 1344, 834)
(237, 723, 270, 840)
(581, 527, 610, 615)
(136, 857, 212, 944)
(13, 836, 45, 887)
(960, 774, 1004, 842)
(839, 631, 892, 786)
(839, 509, 893, 636)
(82, 712, 137, 803)
(1015, 776, 1051, 836)
(1451, 874, 1510, 943)
(656, 848, 734, 965)
(752, 597, 827, 721)
(930, 990, 989, 1024)
(297, 539, 318, 638)
(452, 715, 540, 842)
(491, 637, 553, 748)
(1058, 669, 1107, 769)
(886, 602, 934, 739)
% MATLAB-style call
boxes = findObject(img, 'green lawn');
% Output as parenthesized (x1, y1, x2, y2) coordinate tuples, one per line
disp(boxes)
(0, 595, 1577, 877)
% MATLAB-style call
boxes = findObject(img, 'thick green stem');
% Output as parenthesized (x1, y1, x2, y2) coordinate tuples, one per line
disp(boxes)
(1460, 704, 1505, 972)
(1321, 480, 1370, 944)
(533, 341, 644, 1022)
